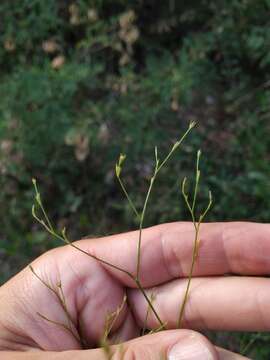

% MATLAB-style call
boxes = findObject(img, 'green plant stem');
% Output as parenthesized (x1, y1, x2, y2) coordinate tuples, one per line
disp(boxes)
(30, 265, 82, 344)
(155, 122, 195, 175)
(57, 282, 74, 332)
(142, 292, 155, 336)
(177, 150, 212, 328)
(191, 150, 201, 212)
(103, 295, 127, 342)
(178, 192, 212, 329)
(32, 179, 54, 230)
(69, 242, 166, 329)
(177, 223, 199, 328)
(33, 198, 166, 329)
(136, 122, 196, 280)
(136, 175, 155, 280)
(117, 177, 139, 218)
(32, 123, 197, 336)
(135, 279, 165, 330)
(37, 312, 81, 342)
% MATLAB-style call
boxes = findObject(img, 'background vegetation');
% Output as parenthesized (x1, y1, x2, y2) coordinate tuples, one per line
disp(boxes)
(0, 0, 269, 357)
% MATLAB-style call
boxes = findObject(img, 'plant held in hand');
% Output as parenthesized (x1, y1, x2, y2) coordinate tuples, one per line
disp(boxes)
(31, 121, 212, 350)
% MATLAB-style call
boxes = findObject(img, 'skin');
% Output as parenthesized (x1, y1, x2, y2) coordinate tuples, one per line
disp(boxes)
(0, 221, 269, 359)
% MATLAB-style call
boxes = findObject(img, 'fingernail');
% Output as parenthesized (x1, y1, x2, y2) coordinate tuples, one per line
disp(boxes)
(168, 335, 215, 360)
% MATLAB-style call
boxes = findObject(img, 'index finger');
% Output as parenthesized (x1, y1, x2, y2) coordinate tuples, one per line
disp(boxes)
(76, 221, 270, 287)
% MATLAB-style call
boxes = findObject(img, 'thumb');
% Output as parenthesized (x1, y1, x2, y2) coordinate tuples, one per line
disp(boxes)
(66, 330, 218, 359)
(116, 329, 218, 360)
(71, 330, 248, 360)
(0, 330, 248, 360)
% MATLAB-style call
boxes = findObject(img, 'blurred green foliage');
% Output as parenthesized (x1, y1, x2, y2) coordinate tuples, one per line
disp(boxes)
(0, 0, 269, 356)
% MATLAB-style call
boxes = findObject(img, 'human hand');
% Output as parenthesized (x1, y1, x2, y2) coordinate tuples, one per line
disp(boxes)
(0, 221, 269, 359)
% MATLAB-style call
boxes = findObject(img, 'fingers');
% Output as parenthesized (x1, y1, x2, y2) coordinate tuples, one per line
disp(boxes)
(77, 222, 270, 287)
(0, 339, 251, 360)
(0, 339, 249, 360)
(0, 330, 218, 359)
(129, 276, 270, 332)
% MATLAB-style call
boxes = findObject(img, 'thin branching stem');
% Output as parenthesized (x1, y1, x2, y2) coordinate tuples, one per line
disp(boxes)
(32, 182, 165, 329)
(32, 179, 54, 231)
(149, 322, 168, 335)
(191, 150, 201, 212)
(103, 295, 127, 342)
(31, 122, 205, 340)
(37, 312, 80, 342)
(34, 197, 134, 279)
(57, 282, 74, 331)
(177, 223, 199, 328)
(115, 153, 139, 219)
(136, 174, 155, 280)
(177, 151, 212, 328)
(155, 122, 196, 175)
(30, 265, 82, 344)
(142, 292, 155, 336)
(117, 177, 140, 218)
(62, 230, 134, 278)
(200, 191, 212, 221)
(135, 279, 165, 330)
(136, 122, 196, 280)
(182, 178, 195, 225)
